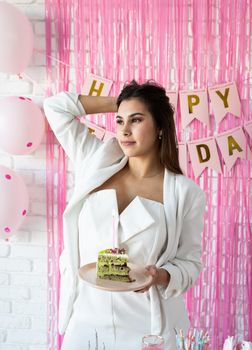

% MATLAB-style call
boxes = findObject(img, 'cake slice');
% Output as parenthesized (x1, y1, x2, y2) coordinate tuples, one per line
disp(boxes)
(96, 248, 133, 282)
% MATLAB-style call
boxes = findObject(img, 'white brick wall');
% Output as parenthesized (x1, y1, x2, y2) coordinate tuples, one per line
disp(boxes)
(0, 1, 57, 349)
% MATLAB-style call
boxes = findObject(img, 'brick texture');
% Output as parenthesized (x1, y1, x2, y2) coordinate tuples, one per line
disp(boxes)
(0, 1, 58, 348)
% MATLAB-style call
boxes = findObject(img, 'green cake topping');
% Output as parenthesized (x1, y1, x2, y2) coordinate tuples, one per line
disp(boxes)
(99, 248, 126, 255)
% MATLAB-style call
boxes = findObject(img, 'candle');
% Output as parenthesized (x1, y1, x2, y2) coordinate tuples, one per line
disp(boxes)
(112, 209, 118, 248)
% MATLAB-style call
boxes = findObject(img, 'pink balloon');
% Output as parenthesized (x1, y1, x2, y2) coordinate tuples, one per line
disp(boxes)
(0, 2, 34, 74)
(0, 166, 29, 240)
(0, 96, 45, 155)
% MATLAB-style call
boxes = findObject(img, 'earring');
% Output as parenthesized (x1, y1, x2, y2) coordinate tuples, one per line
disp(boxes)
(158, 131, 162, 140)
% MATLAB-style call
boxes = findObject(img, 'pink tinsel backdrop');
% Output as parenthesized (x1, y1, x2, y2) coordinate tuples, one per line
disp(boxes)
(45, 0, 72, 348)
(45, 1, 252, 349)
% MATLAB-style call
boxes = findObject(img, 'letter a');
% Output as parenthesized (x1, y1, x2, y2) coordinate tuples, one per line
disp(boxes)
(228, 135, 243, 156)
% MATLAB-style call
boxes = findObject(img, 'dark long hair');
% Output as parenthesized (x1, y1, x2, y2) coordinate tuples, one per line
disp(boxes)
(117, 80, 183, 175)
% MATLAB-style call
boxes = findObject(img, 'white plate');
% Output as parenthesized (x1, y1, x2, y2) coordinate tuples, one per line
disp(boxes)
(78, 262, 153, 292)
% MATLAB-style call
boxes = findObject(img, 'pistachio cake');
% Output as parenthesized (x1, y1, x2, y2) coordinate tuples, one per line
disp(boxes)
(96, 248, 133, 282)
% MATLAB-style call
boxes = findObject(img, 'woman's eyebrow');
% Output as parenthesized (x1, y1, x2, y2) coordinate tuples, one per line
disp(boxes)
(116, 112, 145, 119)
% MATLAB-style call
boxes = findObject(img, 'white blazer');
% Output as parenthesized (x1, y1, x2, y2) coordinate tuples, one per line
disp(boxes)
(43, 92, 206, 335)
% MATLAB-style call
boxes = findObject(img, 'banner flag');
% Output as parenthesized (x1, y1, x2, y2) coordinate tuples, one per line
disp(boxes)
(216, 127, 252, 171)
(188, 137, 222, 178)
(179, 88, 209, 129)
(82, 73, 113, 96)
(83, 120, 106, 140)
(208, 81, 241, 124)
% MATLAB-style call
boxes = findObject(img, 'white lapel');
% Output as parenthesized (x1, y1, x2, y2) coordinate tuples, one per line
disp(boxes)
(67, 138, 126, 212)
(150, 170, 179, 335)
(119, 196, 155, 242)
(160, 169, 178, 262)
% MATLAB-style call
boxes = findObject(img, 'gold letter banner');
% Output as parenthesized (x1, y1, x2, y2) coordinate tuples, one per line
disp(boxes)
(208, 81, 241, 124)
(78, 73, 252, 177)
(82, 119, 106, 140)
(215, 127, 252, 171)
(188, 137, 222, 178)
(179, 88, 209, 129)
(80, 117, 252, 177)
(82, 73, 113, 96)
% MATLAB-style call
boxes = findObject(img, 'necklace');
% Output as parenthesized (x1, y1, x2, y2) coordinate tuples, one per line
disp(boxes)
(141, 169, 164, 179)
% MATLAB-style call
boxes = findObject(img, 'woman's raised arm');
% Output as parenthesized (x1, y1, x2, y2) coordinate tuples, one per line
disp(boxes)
(44, 92, 116, 168)
(78, 95, 117, 114)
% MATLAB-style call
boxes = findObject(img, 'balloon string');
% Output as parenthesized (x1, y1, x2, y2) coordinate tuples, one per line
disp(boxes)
(34, 49, 74, 68)
(34, 49, 252, 88)
(39, 47, 252, 86)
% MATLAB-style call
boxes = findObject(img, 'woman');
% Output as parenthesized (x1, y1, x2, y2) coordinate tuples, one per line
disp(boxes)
(44, 80, 206, 350)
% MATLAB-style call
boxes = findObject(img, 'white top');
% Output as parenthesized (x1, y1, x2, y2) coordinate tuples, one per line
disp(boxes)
(61, 189, 168, 350)
(78, 189, 166, 266)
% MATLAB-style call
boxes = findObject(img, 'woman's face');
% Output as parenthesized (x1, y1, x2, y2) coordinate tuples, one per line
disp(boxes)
(116, 98, 159, 158)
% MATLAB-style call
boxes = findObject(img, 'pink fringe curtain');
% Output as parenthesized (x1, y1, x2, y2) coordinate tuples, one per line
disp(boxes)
(45, 1, 252, 349)
(45, 0, 72, 349)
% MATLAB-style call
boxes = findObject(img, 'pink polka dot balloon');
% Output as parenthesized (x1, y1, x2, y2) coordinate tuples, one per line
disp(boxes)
(0, 96, 45, 155)
(0, 2, 34, 74)
(0, 165, 29, 240)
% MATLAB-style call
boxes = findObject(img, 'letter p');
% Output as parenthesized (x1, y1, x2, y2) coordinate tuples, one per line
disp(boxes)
(188, 95, 200, 114)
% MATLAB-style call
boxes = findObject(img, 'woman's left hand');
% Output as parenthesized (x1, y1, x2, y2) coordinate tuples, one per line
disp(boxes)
(134, 265, 169, 293)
